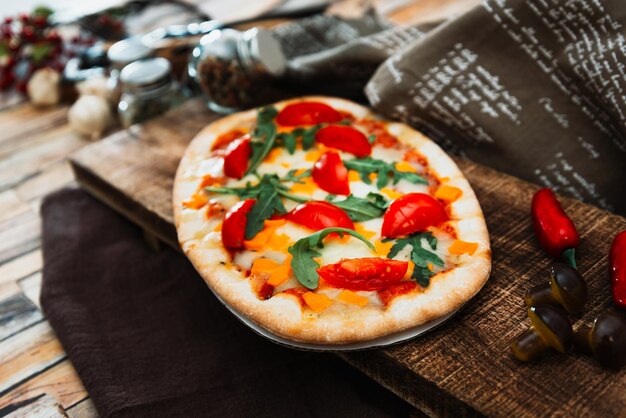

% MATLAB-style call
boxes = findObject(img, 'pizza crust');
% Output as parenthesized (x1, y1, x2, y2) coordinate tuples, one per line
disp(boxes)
(174, 96, 491, 344)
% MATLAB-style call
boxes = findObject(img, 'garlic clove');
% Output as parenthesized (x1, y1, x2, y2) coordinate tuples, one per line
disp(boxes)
(68, 95, 111, 140)
(27, 68, 61, 107)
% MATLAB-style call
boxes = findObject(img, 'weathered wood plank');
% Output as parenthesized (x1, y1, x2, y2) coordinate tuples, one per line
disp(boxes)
(0, 126, 87, 192)
(18, 273, 43, 310)
(0, 105, 69, 158)
(0, 321, 65, 395)
(0, 360, 87, 411)
(0, 211, 40, 265)
(15, 161, 76, 204)
(0, 250, 43, 286)
(66, 398, 98, 418)
(0, 293, 43, 342)
(0, 190, 30, 224)
(1, 394, 67, 418)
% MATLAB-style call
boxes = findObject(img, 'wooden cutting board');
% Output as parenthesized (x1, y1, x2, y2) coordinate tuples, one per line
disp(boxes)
(69, 99, 626, 418)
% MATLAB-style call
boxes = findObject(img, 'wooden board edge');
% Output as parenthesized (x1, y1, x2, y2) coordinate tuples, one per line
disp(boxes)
(68, 157, 179, 252)
(337, 350, 484, 418)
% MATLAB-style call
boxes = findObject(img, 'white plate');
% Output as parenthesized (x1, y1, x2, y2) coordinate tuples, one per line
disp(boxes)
(212, 290, 460, 351)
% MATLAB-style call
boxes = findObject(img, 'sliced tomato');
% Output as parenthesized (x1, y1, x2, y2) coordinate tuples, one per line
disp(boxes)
(212, 130, 249, 151)
(286, 201, 354, 231)
(381, 193, 448, 238)
(312, 151, 350, 195)
(378, 282, 418, 307)
(315, 125, 372, 157)
(223, 137, 251, 179)
(276, 102, 343, 126)
(222, 199, 255, 249)
(317, 258, 409, 291)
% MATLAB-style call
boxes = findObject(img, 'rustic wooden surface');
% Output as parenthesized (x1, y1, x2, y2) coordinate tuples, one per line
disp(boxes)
(70, 99, 626, 417)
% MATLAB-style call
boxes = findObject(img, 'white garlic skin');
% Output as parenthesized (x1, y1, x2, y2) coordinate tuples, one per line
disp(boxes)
(68, 95, 111, 140)
(76, 76, 111, 103)
(27, 68, 61, 107)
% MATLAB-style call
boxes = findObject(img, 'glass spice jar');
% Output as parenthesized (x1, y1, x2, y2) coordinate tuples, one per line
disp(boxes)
(117, 57, 183, 127)
(107, 37, 153, 103)
(188, 28, 287, 113)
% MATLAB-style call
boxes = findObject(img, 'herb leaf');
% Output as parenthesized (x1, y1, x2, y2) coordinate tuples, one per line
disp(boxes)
(385, 232, 443, 287)
(244, 177, 287, 240)
(288, 227, 375, 289)
(247, 106, 279, 175)
(344, 157, 428, 189)
(327, 192, 389, 221)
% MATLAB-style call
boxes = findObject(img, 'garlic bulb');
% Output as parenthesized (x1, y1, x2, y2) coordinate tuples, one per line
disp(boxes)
(76, 76, 111, 103)
(68, 95, 111, 140)
(27, 68, 61, 107)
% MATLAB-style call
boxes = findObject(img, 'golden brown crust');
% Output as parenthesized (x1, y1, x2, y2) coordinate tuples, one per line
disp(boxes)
(173, 96, 491, 344)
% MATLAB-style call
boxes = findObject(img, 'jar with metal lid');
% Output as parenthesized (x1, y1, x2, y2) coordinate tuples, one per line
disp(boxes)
(107, 37, 153, 103)
(118, 57, 183, 127)
(188, 28, 287, 113)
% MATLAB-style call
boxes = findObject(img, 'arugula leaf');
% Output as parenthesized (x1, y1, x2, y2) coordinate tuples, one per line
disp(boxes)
(288, 227, 375, 289)
(301, 125, 320, 150)
(247, 106, 279, 175)
(282, 168, 311, 183)
(344, 157, 428, 189)
(327, 192, 389, 221)
(385, 232, 443, 287)
(244, 176, 287, 240)
(276, 125, 321, 154)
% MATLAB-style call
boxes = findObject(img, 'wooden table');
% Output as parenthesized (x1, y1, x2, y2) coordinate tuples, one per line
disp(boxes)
(17, 1, 624, 417)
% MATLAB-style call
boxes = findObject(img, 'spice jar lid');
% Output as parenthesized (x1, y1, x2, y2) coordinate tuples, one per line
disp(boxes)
(239, 28, 286, 78)
(120, 57, 172, 94)
(108, 37, 153, 69)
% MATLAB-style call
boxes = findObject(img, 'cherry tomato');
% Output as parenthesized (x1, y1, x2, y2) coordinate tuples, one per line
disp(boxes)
(286, 201, 354, 231)
(276, 102, 343, 126)
(312, 151, 350, 195)
(317, 258, 409, 291)
(381, 193, 448, 238)
(315, 125, 372, 157)
(223, 137, 251, 179)
(222, 199, 255, 249)
(378, 282, 418, 307)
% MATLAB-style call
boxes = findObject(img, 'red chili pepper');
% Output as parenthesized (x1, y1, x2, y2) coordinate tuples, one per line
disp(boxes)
(610, 231, 626, 309)
(531, 188, 580, 268)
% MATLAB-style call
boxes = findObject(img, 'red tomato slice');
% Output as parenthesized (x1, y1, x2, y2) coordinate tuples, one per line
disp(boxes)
(381, 193, 448, 238)
(317, 258, 409, 291)
(223, 137, 251, 179)
(276, 102, 343, 126)
(312, 151, 350, 195)
(222, 199, 255, 249)
(286, 201, 354, 231)
(378, 282, 418, 307)
(315, 125, 372, 157)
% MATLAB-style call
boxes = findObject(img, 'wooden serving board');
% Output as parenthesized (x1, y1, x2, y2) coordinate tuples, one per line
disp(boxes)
(69, 99, 626, 417)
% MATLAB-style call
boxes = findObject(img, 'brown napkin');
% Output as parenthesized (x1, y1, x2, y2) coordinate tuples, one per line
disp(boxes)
(40, 188, 412, 418)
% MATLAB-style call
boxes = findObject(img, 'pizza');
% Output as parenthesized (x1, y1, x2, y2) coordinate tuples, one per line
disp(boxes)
(174, 96, 491, 344)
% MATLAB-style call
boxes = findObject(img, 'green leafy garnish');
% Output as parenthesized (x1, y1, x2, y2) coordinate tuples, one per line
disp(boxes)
(282, 168, 311, 183)
(288, 227, 375, 289)
(344, 157, 428, 189)
(367, 134, 376, 144)
(326, 192, 389, 221)
(246, 106, 279, 175)
(244, 177, 287, 240)
(277, 125, 321, 153)
(385, 232, 443, 287)
(205, 174, 310, 239)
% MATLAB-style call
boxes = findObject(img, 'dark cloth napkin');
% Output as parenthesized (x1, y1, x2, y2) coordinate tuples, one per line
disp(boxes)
(40, 188, 412, 418)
